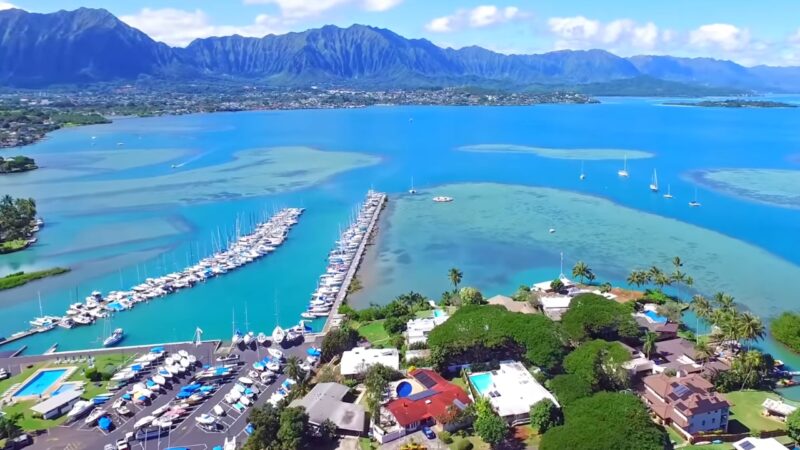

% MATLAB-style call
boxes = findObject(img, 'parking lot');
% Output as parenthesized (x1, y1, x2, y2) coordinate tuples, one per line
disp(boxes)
(26, 336, 319, 450)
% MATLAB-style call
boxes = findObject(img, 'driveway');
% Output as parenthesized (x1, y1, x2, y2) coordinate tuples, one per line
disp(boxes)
(380, 431, 447, 450)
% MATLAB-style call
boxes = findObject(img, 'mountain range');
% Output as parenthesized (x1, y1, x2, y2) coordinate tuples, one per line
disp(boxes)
(1, 7, 799, 93)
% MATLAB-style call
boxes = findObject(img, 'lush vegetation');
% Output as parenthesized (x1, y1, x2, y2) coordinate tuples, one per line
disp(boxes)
(473, 398, 508, 446)
(562, 340, 631, 392)
(363, 364, 401, 418)
(320, 325, 360, 362)
(529, 399, 562, 434)
(548, 374, 593, 406)
(788, 408, 800, 442)
(427, 305, 566, 371)
(626, 257, 694, 291)
(243, 403, 334, 450)
(0, 268, 70, 291)
(339, 292, 432, 336)
(665, 99, 797, 108)
(771, 312, 800, 353)
(540, 392, 666, 450)
(712, 349, 774, 392)
(689, 292, 766, 346)
(561, 294, 640, 343)
(0, 156, 36, 173)
(0, 195, 37, 253)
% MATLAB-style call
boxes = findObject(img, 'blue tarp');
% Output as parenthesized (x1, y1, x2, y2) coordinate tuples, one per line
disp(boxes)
(150, 346, 164, 353)
(131, 365, 142, 371)
(306, 348, 321, 356)
(92, 397, 109, 405)
(122, 394, 132, 400)
(98, 417, 112, 431)
(175, 391, 191, 399)
(181, 384, 202, 393)
(137, 395, 148, 402)
(252, 362, 264, 370)
(200, 386, 214, 392)
(146, 380, 156, 387)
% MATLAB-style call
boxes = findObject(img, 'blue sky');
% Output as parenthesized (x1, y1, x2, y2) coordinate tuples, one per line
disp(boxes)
(4, 0, 800, 65)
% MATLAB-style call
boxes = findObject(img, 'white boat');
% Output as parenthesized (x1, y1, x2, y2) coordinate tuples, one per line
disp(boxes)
(268, 348, 284, 359)
(213, 404, 226, 416)
(103, 328, 124, 347)
(663, 184, 674, 199)
(649, 169, 659, 192)
(224, 437, 237, 450)
(231, 330, 243, 346)
(84, 408, 105, 425)
(240, 396, 252, 406)
(67, 400, 94, 419)
(151, 404, 170, 418)
(432, 196, 453, 203)
(256, 332, 268, 345)
(153, 375, 167, 386)
(408, 177, 417, 195)
(243, 332, 253, 346)
(300, 312, 315, 319)
(134, 416, 155, 429)
(689, 188, 702, 207)
(548, 228, 556, 234)
(177, 350, 189, 358)
(238, 377, 254, 385)
(272, 326, 285, 344)
(195, 414, 216, 425)
(618, 153, 629, 177)
(579, 160, 586, 181)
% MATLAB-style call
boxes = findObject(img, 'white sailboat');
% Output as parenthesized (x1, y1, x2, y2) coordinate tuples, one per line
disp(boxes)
(617, 154, 629, 177)
(579, 161, 586, 181)
(663, 184, 673, 199)
(408, 177, 417, 195)
(689, 188, 702, 207)
(231, 310, 242, 346)
(649, 169, 659, 192)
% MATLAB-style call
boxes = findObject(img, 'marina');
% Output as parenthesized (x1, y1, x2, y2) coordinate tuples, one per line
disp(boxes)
(0, 208, 304, 349)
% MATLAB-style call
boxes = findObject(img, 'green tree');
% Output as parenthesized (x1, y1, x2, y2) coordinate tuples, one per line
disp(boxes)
(712, 292, 735, 311)
(642, 331, 657, 359)
(693, 339, 714, 369)
(771, 312, 800, 353)
(626, 270, 649, 289)
(459, 287, 484, 305)
(320, 325, 360, 362)
(285, 355, 304, 382)
(561, 293, 641, 342)
(550, 278, 565, 292)
(599, 282, 612, 293)
(529, 399, 562, 434)
(549, 374, 593, 406)
(317, 419, 338, 443)
(656, 302, 683, 324)
(563, 340, 631, 391)
(364, 364, 399, 419)
(473, 398, 508, 447)
(0, 412, 22, 440)
(787, 408, 800, 442)
(572, 261, 592, 284)
(277, 407, 309, 450)
(738, 312, 765, 346)
(243, 403, 281, 450)
(690, 294, 712, 331)
(448, 268, 463, 291)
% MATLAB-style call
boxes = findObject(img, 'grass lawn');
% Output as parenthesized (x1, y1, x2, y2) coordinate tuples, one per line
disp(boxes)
(358, 437, 377, 450)
(415, 310, 434, 319)
(0, 239, 28, 254)
(725, 390, 793, 433)
(0, 267, 70, 290)
(449, 436, 489, 450)
(357, 320, 391, 346)
(1, 399, 69, 431)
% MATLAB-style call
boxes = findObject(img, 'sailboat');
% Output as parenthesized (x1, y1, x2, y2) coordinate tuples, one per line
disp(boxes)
(649, 169, 659, 192)
(689, 188, 702, 207)
(408, 177, 417, 195)
(103, 328, 124, 347)
(663, 184, 673, 199)
(617, 154, 629, 177)
(242, 307, 253, 346)
(579, 161, 586, 181)
(272, 292, 285, 344)
(231, 310, 242, 346)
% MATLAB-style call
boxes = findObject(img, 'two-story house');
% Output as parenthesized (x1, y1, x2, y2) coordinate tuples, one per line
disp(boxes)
(642, 373, 730, 439)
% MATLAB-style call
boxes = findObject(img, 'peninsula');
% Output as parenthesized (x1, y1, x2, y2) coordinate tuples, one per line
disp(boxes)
(0, 155, 37, 174)
(665, 99, 797, 108)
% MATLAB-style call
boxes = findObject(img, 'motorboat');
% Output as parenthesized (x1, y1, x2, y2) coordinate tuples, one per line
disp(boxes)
(213, 404, 226, 416)
(133, 416, 155, 430)
(267, 348, 284, 359)
(238, 376, 254, 385)
(195, 414, 216, 425)
(84, 408, 106, 425)
(272, 326, 285, 344)
(153, 375, 167, 386)
(67, 400, 94, 419)
(243, 331, 254, 346)
(103, 328, 124, 347)
(432, 196, 453, 202)
(256, 332, 269, 345)
(136, 426, 168, 441)
(618, 154, 629, 177)
(231, 330, 243, 346)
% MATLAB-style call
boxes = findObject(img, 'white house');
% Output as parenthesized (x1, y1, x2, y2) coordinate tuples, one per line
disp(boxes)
(470, 361, 559, 426)
(340, 347, 400, 377)
(405, 312, 449, 345)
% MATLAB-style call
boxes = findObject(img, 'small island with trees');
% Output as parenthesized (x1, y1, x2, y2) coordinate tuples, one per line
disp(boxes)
(0, 195, 40, 253)
(0, 155, 37, 174)
(665, 99, 797, 108)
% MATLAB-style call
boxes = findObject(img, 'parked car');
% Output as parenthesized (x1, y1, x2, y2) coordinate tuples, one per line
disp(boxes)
(422, 426, 436, 440)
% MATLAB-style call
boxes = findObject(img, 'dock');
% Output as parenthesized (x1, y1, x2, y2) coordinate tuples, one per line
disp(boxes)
(322, 192, 386, 334)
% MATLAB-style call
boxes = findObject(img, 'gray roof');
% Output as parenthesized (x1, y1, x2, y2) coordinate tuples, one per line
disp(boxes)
(30, 390, 82, 414)
(289, 383, 366, 433)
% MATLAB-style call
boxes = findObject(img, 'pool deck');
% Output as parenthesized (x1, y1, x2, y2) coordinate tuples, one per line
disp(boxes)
(9, 366, 78, 401)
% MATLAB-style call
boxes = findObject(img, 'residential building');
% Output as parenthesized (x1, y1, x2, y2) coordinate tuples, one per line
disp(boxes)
(340, 347, 400, 377)
(405, 312, 449, 346)
(486, 295, 537, 314)
(289, 382, 366, 436)
(651, 338, 730, 376)
(642, 373, 730, 439)
(733, 437, 788, 450)
(634, 315, 680, 340)
(469, 360, 559, 425)
(373, 369, 471, 444)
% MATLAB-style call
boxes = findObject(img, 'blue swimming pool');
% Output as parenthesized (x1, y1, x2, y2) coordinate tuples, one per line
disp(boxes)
(469, 372, 493, 396)
(51, 381, 80, 396)
(14, 369, 67, 397)
(433, 309, 444, 318)
(644, 310, 668, 324)
(396, 381, 413, 397)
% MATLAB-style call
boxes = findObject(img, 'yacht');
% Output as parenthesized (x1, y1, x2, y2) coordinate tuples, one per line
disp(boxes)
(663, 184, 673, 199)
(432, 196, 453, 203)
(272, 326, 286, 345)
(243, 331, 253, 346)
(618, 154, 629, 177)
(408, 177, 417, 195)
(649, 169, 659, 192)
(103, 328, 124, 347)
(67, 400, 94, 419)
(689, 189, 702, 207)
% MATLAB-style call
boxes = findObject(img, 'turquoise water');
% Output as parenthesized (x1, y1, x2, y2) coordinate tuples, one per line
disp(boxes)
(469, 372, 493, 396)
(433, 310, 444, 318)
(0, 99, 798, 375)
(50, 381, 80, 396)
(644, 311, 668, 324)
(13, 369, 67, 397)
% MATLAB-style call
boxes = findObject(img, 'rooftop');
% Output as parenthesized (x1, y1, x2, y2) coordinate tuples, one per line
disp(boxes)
(472, 360, 559, 418)
(487, 295, 537, 314)
(643, 373, 729, 420)
(733, 437, 788, 450)
(30, 390, 82, 415)
(289, 382, 366, 433)
(340, 347, 400, 376)
(384, 368, 471, 428)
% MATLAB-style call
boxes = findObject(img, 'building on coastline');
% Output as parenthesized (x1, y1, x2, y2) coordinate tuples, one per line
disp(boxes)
(289, 382, 366, 436)
(405, 312, 449, 346)
(486, 295, 538, 314)
(340, 347, 400, 377)
(650, 338, 730, 377)
(733, 437, 788, 450)
(30, 390, 83, 420)
(469, 360, 559, 426)
(641, 373, 730, 439)
(372, 368, 472, 444)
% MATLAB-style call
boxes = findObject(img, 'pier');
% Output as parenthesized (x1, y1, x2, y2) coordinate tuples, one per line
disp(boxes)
(322, 192, 386, 334)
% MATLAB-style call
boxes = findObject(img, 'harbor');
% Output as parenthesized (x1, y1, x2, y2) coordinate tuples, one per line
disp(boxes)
(0, 208, 305, 350)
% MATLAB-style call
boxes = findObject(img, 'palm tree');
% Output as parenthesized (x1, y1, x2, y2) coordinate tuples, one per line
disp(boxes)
(642, 331, 658, 359)
(694, 339, 714, 369)
(448, 268, 463, 292)
(690, 295, 713, 334)
(712, 292, 735, 311)
(285, 356, 303, 382)
(672, 256, 683, 269)
(626, 270, 648, 288)
(572, 261, 590, 284)
(737, 312, 765, 347)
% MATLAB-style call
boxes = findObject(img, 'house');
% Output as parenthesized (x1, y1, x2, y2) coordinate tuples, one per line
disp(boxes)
(733, 437, 788, 450)
(634, 315, 680, 340)
(619, 341, 655, 375)
(486, 295, 537, 314)
(340, 347, 400, 377)
(406, 312, 449, 346)
(30, 390, 83, 420)
(470, 360, 559, 426)
(289, 382, 366, 436)
(539, 295, 572, 320)
(650, 338, 730, 376)
(373, 369, 471, 444)
(641, 373, 730, 439)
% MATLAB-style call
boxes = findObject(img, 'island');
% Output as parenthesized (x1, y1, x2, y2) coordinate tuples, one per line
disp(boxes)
(665, 99, 797, 108)
(0, 268, 70, 291)
(0, 155, 37, 174)
(0, 195, 40, 254)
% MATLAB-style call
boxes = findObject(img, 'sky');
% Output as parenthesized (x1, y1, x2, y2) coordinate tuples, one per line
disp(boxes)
(3, 0, 800, 66)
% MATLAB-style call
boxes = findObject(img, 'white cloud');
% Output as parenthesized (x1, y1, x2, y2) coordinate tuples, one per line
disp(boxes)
(243, 0, 402, 19)
(548, 16, 665, 51)
(121, 8, 286, 47)
(689, 23, 750, 52)
(425, 5, 525, 33)
(0, 2, 17, 10)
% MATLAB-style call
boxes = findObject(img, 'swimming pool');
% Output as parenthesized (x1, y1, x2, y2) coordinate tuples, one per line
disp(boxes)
(51, 381, 81, 396)
(644, 310, 668, 324)
(396, 381, 413, 397)
(433, 309, 445, 318)
(13, 368, 68, 397)
(469, 372, 493, 396)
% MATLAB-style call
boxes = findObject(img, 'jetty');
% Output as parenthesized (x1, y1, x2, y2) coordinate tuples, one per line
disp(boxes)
(320, 191, 386, 334)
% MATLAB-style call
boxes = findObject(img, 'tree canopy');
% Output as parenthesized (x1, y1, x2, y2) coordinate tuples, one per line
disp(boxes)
(244, 404, 311, 450)
(529, 398, 562, 434)
(473, 398, 508, 446)
(561, 293, 640, 343)
(540, 392, 666, 450)
(787, 408, 800, 442)
(563, 340, 631, 392)
(771, 312, 800, 353)
(0, 195, 36, 243)
(320, 325, 359, 362)
(427, 305, 566, 371)
(548, 374, 593, 406)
